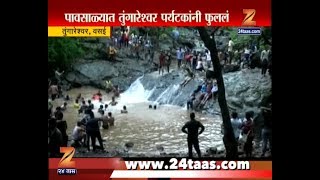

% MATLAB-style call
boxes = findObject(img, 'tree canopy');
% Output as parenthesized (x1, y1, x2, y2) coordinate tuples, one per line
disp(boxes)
(48, 38, 85, 75)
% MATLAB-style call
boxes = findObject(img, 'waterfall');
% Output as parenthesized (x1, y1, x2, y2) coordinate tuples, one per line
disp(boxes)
(155, 84, 180, 105)
(119, 76, 155, 104)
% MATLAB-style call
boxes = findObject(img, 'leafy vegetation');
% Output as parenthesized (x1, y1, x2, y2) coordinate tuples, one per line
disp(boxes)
(227, 27, 272, 50)
(48, 38, 85, 75)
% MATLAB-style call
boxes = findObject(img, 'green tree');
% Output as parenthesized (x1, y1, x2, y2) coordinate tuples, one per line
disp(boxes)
(48, 38, 84, 75)
(197, 27, 238, 158)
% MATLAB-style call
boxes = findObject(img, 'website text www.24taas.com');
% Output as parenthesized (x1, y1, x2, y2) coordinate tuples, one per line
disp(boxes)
(125, 158, 250, 170)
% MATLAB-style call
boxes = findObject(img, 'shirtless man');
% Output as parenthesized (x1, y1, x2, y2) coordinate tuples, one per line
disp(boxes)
(48, 83, 59, 101)
(107, 112, 115, 126)
(101, 111, 109, 129)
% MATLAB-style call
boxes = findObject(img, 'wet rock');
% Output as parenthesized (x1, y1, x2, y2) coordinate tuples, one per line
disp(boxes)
(125, 142, 134, 148)
(223, 64, 240, 73)
(156, 145, 165, 151)
(168, 153, 180, 156)
(206, 147, 218, 155)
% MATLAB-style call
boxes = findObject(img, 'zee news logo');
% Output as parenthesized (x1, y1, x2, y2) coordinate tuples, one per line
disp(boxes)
(242, 9, 256, 26)
(239, 9, 260, 35)
(57, 147, 77, 175)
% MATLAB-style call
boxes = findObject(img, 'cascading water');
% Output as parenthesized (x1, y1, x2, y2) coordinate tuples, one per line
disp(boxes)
(120, 76, 155, 104)
(155, 84, 180, 105)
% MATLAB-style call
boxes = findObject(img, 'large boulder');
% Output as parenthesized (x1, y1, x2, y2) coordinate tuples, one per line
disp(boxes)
(223, 64, 240, 73)
(66, 61, 119, 86)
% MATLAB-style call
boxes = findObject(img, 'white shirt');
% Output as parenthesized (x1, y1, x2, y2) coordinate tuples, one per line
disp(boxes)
(231, 118, 242, 139)
(72, 126, 83, 140)
(228, 40, 234, 52)
(211, 85, 218, 93)
(196, 61, 203, 69)
(260, 50, 270, 61)
(244, 48, 250, 54)
(206, 52, 211, 61)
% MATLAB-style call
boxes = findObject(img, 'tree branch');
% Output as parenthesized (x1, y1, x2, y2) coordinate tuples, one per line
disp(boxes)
(261, 31, 272, 46)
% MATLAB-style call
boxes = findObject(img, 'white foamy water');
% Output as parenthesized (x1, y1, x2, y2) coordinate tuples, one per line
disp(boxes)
(119, 76, 155, 104)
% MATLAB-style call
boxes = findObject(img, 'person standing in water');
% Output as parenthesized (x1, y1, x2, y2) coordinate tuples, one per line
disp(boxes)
(107, 112, 115, 126)
(109, 96, 118, 106)
(181, 112, 205, 158)
(48, 83, 59, 101)
(86, 110, 105, 151)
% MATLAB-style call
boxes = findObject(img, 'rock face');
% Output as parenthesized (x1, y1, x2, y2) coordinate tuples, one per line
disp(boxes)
(66, 58, 147, 89)
(138, 68, 271, 116)
(223, 69, 271, 116)
(66, 61, 119, 88)
(65, 28, 271, 116)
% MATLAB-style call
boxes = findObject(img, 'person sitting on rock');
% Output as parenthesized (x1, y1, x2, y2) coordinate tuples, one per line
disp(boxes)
(109, 96, 118, 106)
(187, 93, 196, 110)
(121, 106, 128, 113)
(200, 81, 213, 107)
(180, 66, 195, 87)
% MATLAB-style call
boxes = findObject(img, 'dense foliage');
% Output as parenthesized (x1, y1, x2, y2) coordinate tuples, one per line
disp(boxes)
(48, 38, 85, 76)
(227, 27, 271, 50)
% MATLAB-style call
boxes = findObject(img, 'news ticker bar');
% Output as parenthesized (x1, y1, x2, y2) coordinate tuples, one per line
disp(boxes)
(49, 158, 272, 179)
(48, 0, 271, 26)
(48, 26, 111, 37)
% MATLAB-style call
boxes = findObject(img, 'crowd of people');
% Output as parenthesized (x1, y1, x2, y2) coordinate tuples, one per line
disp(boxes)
(48, 79, 127, 157)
